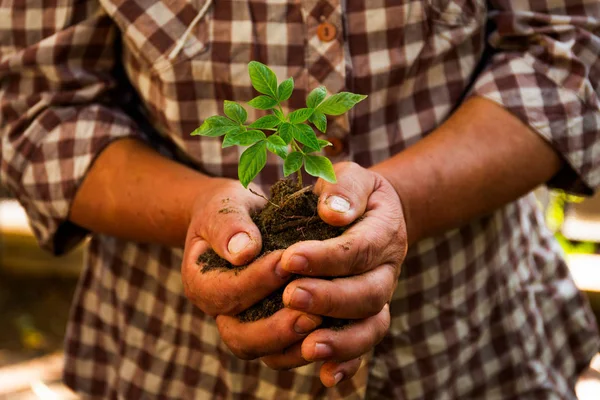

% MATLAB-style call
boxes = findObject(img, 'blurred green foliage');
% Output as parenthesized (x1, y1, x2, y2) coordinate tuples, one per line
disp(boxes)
(545, 190, 597, 255)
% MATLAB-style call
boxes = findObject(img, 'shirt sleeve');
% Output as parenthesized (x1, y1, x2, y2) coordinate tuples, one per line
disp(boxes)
(470, 0, 600, 195)
(0, 0, 144, 254)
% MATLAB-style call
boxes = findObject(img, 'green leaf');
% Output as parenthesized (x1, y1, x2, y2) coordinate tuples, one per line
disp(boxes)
(317, 92, 367, 116)
(309, 111, 327, 133)
(266, 135, 289, 159)
(318, 139, 332, 148)
(284, 151, 304, 177)
(288, 108, 314, 124)
(304, 155, 336, 183)
(248, 61, 278, 97)
(278, 122, 293, 144)
(293, 124, 320, 151)
(222, 129, 265, 148)
(224, 100, 247, 124)
(273, 108, 285, 121)
(306, 86, 327, 108)
(277, 77, 294, 102)
(239, 141, 267, 188)
(249, 115, 281, 129)
(190, 116, 240, 137)
(248, 95, 278, 110)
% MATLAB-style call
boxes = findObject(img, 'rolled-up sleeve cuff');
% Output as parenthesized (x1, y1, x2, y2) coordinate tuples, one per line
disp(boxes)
(470, 55, 600, 196)
(15, 105, 143, 254)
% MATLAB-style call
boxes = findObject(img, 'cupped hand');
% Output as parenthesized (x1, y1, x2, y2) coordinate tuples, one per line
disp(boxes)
(181, 178, 322, 361)
(261, 162, 408, 386)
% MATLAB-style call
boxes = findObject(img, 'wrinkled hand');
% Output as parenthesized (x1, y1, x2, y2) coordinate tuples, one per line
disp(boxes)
(181, 178, 322, 360)
(261, 162, 407, 387)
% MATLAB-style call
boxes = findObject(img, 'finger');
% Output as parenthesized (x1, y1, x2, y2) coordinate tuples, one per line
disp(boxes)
(280, 206, 405, 279)
(301, 304, 390, 362)
(282, 265, 396, 318)
(282, 172, 405, 277)
(313, 162, 375, 227)
(182, 248, 290, 316)
(320, 358, 362, 387)
(216, 309, 322, 360)
(195, 182, 266, 266)
(260, 342, 310, 370)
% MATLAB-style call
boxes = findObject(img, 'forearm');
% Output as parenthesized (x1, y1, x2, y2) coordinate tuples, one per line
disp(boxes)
(371, 96, 563, 245)
(69, 138, 213, 247)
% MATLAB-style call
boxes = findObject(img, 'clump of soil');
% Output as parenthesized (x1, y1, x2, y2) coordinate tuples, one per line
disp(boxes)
(198, 179, 349, 328)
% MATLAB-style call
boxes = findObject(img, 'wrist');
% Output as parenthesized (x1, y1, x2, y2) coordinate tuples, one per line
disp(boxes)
(371, 97, 564, 246)
(370, 162, 429, 247)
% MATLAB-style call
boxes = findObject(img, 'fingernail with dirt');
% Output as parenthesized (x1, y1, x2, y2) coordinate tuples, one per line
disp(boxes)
(294, 314, 321, 334)
(289, 287, 312, 310)
(228, 232, 252, 254)
(312, 343, 333, 359)
(274, 261, 291, 279)
(326, 195, 350, 213)
(286, 254, 308, 272)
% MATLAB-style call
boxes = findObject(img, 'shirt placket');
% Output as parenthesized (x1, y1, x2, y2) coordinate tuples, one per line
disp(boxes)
(302, 0, 350, 163)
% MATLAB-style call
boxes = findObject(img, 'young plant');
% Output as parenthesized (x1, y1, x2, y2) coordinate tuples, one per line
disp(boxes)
(191, 61, 366, 188)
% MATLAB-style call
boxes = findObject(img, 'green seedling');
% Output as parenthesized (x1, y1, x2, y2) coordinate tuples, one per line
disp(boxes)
(191, 61, 366, 188)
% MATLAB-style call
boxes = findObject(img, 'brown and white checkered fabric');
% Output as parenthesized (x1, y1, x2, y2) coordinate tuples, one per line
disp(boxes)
(2, 0, 600, 398)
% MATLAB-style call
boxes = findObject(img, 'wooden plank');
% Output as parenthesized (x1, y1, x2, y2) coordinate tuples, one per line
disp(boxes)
(562, 193, 600, 243)
(562, 211, 600, 243)
(577, 355, 600, 400)
(567, 254, 600, 293)
(0, 353, 65, 396)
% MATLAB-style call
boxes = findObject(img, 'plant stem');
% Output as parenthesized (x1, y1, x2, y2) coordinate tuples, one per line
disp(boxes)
(277, 102, 303, 188)
(291, 139, 303, 154)
(290, 140, 304, 187)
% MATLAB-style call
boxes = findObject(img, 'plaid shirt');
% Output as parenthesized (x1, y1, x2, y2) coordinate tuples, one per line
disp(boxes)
(2, 0, 600, 397)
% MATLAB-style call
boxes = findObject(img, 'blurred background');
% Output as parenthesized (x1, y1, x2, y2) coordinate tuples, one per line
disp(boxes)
(1, 183, 600, 399)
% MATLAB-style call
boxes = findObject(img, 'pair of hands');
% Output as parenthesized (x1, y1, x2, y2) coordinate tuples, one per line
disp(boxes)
(181, 162, 408, 387)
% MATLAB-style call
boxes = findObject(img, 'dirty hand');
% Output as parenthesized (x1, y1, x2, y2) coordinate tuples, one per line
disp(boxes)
(260, 162, 407, 387)
(181, 178, 323, 360)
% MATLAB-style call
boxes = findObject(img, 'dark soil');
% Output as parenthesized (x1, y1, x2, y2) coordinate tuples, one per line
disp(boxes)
(198, 179, 349, 328)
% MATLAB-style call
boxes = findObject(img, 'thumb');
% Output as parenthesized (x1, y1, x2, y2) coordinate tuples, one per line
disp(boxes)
(314, 162, 375, 227)
(195, 182, 265, 266)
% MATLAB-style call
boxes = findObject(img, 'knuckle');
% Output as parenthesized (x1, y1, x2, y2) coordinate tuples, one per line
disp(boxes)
(365, 283, 387, 315)
(349, 247, 362, 275)
(382, 222, 397, 244)
(210, 293, 229, 313)
(319, 286, 337, 316)
(374, 311, 391, 339)
(397, 232, 408, 258)
(216, 293, 242, 316)
(204, 288, 240, 316)
(356, 238, 378, 273)
(382, 264, 399, 298)
(334, 161, 357, 174)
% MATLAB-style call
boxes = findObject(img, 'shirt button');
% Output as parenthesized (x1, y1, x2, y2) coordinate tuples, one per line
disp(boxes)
(324, 137, 344, 157)
(317, 22, 337, 42)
